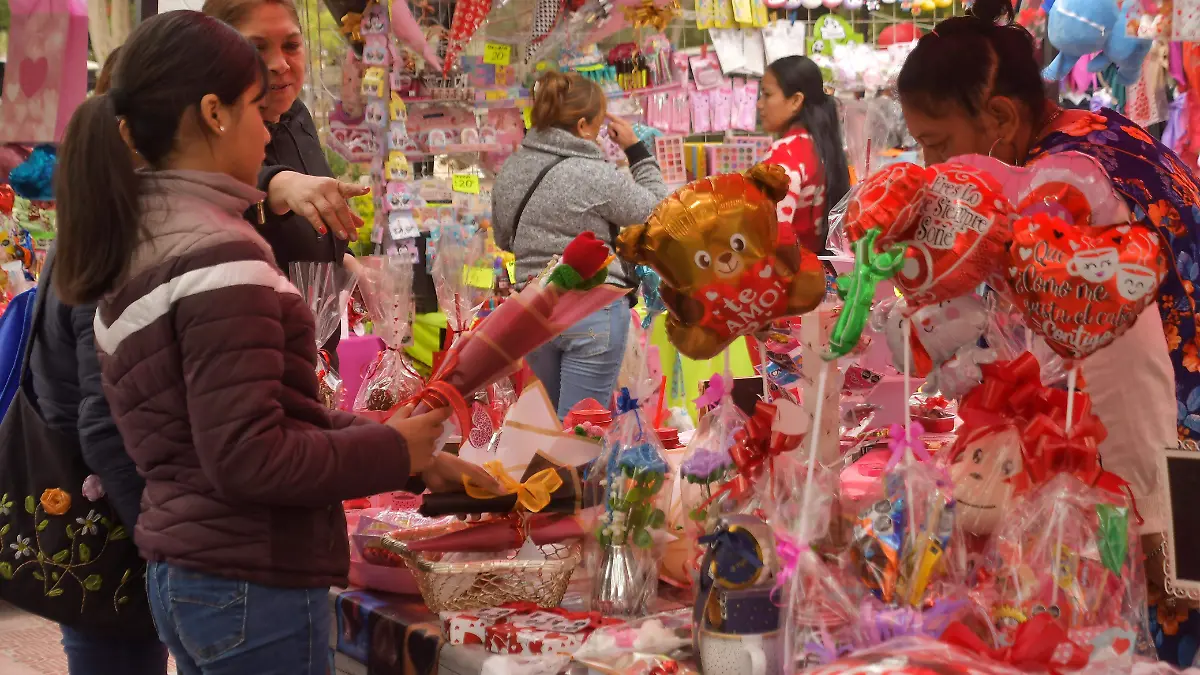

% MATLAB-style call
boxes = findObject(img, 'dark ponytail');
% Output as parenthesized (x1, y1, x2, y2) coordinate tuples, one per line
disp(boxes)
(54, 10, 266, 305)
(767, 56, 851, 239)
(896, 0, 1046, 119)
(55, 95, 140, 305)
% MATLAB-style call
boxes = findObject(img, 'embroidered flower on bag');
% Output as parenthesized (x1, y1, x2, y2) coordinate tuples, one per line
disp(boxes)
(76, 510, 101, 536)
(10, 536, 31, 559)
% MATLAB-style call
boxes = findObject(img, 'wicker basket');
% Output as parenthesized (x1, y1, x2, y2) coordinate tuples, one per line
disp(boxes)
(382, 537, 581, 612)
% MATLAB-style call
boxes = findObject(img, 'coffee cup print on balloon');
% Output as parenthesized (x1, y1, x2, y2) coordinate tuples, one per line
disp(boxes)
(1006, 215, 1168, 360)
(1065, 247, 1119, 284)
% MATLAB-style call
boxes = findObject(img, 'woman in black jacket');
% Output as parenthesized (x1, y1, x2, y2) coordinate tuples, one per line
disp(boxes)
(204, 0, 366, 365)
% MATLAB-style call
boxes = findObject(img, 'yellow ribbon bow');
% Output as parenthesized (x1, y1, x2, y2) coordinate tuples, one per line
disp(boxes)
(463, 460, 564, 512)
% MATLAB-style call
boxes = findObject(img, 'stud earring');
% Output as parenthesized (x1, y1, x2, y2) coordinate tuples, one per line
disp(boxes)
(218, 125, 226, 133)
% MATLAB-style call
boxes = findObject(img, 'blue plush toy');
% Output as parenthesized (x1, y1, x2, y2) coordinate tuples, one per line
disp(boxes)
(1043, 0, 1151, 87)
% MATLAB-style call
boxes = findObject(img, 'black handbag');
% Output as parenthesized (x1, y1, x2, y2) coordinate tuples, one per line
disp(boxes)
(0, 264, 154, 636)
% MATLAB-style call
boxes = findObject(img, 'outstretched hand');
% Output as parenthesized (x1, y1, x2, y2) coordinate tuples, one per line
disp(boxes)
(266, 171, 369, 240)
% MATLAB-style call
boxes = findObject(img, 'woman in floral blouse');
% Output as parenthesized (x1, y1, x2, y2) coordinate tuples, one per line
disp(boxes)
(896, 0, 1200, 664)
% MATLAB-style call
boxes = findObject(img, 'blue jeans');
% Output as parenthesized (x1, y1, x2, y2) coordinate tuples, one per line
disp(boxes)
(526, 300, 631, 419)
(147, 562, 330, 675)
(60, 624, 168, 675)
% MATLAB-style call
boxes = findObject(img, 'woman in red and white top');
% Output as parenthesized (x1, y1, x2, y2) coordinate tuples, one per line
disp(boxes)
(757, 56, 851, 253)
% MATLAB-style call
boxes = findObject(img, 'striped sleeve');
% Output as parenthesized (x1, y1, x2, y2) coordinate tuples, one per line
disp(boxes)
(96, 241, 412, 506)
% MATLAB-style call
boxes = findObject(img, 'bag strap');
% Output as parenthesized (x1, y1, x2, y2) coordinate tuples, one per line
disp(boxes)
(21, 253, 52, 381)
(512, 155, 569, 242)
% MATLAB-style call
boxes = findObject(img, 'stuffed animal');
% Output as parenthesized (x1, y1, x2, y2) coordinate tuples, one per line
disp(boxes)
(1043, 0, 1151, 86)
(616, 163, 825, 360)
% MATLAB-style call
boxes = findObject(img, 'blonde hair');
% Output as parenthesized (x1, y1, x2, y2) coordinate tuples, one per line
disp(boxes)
(531, 71, 605, 133)
(202, 0, 300, 29)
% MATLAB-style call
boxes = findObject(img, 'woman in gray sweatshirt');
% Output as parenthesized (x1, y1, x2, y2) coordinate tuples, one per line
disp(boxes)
(492, 71, 669, 418)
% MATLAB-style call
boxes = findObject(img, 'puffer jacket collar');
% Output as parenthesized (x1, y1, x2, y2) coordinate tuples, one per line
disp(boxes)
(521, 127, 606, 161)
(142, 170, 265, 219)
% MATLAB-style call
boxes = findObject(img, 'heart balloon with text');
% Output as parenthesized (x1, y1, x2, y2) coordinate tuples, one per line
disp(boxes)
(892, 163, 1016, 309)
(843, 162, 930, 246)
(1005, 212, 1167, 360)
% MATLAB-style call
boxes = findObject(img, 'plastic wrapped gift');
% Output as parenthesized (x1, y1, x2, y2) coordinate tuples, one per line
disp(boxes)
(588, 388, 672, 618)
(351, 255, 420, 413)
(802, 636, 1027, 675)
(289, 262, 357, 409)
(677, 383, 745, 539)
(976, 473, 1150, 666)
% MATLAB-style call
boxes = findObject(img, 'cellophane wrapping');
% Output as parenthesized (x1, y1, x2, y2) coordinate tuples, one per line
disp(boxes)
(353, 255, 420, 413)
(975, 473, 1151, 668)
(851, 449, 957, 609)
(588, 395, 670, 617)
(432, 225, 490, 338)
(802, 636, 1026, 675)
(290, 262, 357, 409)
(678, 395, 746, 539)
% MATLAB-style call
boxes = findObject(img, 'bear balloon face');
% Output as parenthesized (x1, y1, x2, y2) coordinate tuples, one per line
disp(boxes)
(616, 164, 826, 360)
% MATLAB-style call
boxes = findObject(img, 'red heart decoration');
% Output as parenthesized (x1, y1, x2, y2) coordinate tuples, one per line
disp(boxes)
(0, 186, 13, 217)
(893, 163, 1015, 308)
(844, 162, 930, 245)
(1111, 637, 1131, 655)
(18, 57, 48, 99)
(467, 402, 494, 448)
(1006, 213, 1167, 360)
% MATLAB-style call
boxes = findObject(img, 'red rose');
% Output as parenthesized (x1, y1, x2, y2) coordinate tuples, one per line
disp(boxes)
(561, 232, 611, 279)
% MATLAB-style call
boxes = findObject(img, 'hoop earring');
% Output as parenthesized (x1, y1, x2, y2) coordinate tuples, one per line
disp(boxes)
(987, 138, 1000, 157)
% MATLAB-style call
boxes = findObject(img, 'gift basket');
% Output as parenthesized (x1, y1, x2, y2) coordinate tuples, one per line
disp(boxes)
(383, 535, 581, 612)
(289, 262, 358, 409)
(352, 255, 420, 414)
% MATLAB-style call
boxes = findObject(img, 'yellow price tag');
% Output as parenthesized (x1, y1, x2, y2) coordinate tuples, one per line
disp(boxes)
(522, 107, 533, 130)
(465, 267, 494, 289)
(452, 174, 481, 194)
(535, 61, 548, 71)
(485, 90, 509, 101)
(483, 42, 512, 66)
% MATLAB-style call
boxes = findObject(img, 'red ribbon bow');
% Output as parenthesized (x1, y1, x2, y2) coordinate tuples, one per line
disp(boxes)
(941, 614, 1092, 675)
(958, 353, 1044, 430)
(708, 401, 792, 504)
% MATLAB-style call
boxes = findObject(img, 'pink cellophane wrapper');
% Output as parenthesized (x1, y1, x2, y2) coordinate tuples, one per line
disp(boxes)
(411, 275, 629, 431)
(290, 262, 357, 409)
(353, 255, 420, 413)
(975, 473, 1151, 666)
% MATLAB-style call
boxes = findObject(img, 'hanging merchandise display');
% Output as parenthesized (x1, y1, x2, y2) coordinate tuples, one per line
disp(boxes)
(0, 0, 89, 143)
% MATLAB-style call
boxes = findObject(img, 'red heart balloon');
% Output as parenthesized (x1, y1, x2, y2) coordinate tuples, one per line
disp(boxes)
(844, 162, 930, 245)
(1006, 213, 1168, 360)
(893, 163, 1015, 308)
(0, 186, 13, 217)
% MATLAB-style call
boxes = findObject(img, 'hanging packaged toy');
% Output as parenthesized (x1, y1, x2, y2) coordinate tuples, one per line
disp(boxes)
(352, 255, 420, 414)
(290, 262, 358, 409)
(689, 88, 712, 134)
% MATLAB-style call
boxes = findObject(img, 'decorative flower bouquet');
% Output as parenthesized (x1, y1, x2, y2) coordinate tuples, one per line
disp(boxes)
(408, 232, 630, 436)
(589, 388, 671, 618)
(678, 378, 745, 534)
(290, 262, 358, 409)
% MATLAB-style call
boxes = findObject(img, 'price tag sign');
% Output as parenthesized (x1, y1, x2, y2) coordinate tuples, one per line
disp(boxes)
(485, 89, 509, 101)
(452, 174, 481, 194)
(522, 107, 533, 129)
(483, 42, 512, 66)
(465, 266, 494, 289)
